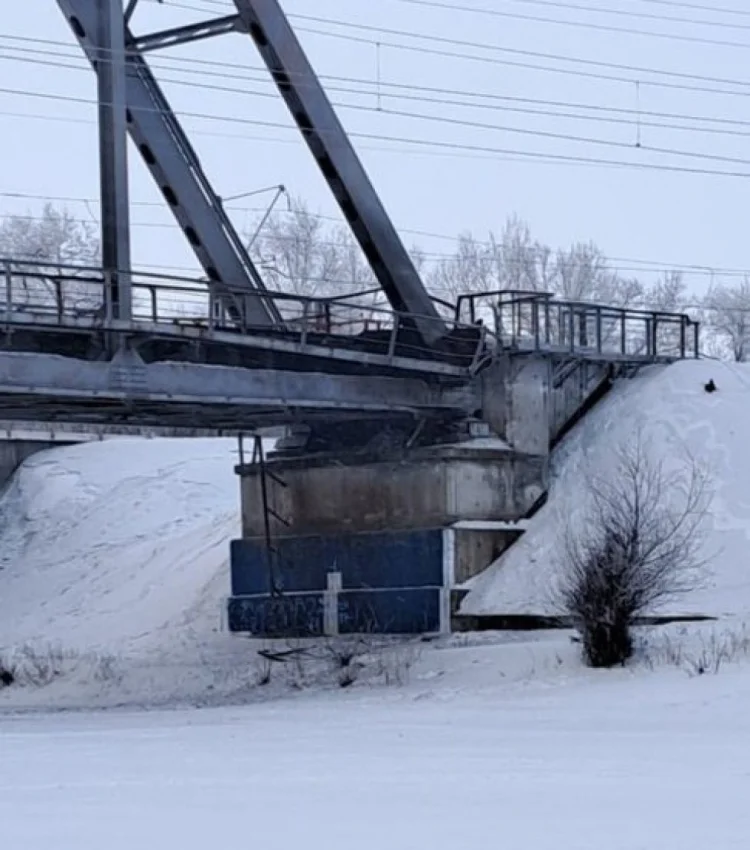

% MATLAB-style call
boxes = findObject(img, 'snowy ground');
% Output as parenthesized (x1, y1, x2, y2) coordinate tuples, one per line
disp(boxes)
(1, 393, 750, 845)
(2, 650, 750, 850)
(0, 436, 241, 655)
(463, 359, 750, 618)
(0, 360, 749, 709)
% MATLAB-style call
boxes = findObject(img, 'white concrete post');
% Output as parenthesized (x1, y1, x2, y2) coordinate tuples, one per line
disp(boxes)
(440, 528, 456, 635)
(324, 571, 342, 636)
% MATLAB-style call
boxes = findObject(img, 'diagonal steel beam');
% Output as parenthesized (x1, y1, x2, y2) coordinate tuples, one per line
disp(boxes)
(124, 0, 139, 24)
(56, 0, 280, 327)
(232, 0, 448, 346)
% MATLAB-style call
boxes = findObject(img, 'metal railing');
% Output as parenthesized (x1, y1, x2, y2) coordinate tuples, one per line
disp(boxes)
(0, 258, 490, 369)
(456, 290, 700, 361)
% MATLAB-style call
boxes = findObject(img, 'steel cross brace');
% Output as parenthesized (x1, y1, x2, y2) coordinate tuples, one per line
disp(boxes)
(132, 14, 242, 53)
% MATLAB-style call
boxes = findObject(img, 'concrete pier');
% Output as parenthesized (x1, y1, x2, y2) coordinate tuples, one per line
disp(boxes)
(228, 439, 545, 636)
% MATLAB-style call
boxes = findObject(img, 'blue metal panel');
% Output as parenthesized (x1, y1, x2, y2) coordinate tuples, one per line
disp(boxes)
(230, 530, 444, 596)
(338, 588, 441, 635)
(227, 588, 440, 635)
(227, 592, 325, 636)
(230, 539, 270, 595)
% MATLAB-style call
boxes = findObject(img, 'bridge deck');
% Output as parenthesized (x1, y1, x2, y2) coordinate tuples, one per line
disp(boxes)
(0, 260, 486, 378)
(0, 262, 699, 432)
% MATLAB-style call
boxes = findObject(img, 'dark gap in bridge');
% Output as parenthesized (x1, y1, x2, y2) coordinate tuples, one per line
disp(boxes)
(162, 186, 178, 207)
(184, 227, 201, 247)
(139, 144, 155, 165)
(249, 22, 268, 47)
(69, 16, 85, 38)
(272, 70, 292, 92)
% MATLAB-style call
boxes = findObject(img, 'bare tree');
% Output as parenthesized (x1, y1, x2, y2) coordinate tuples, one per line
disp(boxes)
(635, 270, 692, 357)
(552, 242, 642, 308)
(250, 197, 341, 298)
(489, 215, 552, 292)
(556, 433, 712, 668)
(427, 216, 645, 335)
(0, 204, 101, 312)
(249, 196, 386, 329)
(427, 231, 497, 305)
(643, 270, 686, 314)
(701, 278, 750, 362)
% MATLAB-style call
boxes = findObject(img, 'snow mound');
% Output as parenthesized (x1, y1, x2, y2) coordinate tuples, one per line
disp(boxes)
(462, 359, 750, 618)
(0, 437, 241, 655)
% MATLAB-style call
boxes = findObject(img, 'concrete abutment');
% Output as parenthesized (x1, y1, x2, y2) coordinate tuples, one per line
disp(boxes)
(226, 352, 626, 637)
(228, 440, 546, 636)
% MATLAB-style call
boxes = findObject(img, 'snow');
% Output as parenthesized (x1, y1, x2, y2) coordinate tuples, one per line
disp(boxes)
(0, 436, 264, 709)
(0, 437, 241, 655)
(0, 359, 749, 714)
(462, 360, 750, 619)
(1, 404, 750, 845)
(2, 646, 750, 849)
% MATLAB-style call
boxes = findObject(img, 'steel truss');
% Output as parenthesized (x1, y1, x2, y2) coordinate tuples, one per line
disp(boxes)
(55, 0, 447, 344)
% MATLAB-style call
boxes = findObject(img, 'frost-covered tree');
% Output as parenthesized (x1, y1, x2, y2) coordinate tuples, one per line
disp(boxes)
(250, 197, 344, 299)
(249, 196, 384, 328)
(701, 279, 750, 362)
(427, 232, 497, 304)
(636, 271, 694, 357)
(0, 204, 99, 268)
(643, 270, 687, 314)
(0, 204, 101, 311)
(427, 216, 642, 306)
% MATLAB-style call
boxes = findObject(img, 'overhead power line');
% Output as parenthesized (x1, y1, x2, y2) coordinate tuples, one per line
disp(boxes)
(4, 79, 750, 180)
(470, 0, 750, 32)
(643, 0, 750, 18)
(391, 0, 750, 50)
(9, 14, 750, 100)
(293, 24, 750, 103)
(182, 0, 750, 29)
(8, 39, 750, 144)
(4, 39, 750, 172)
(5, 49, 750, 166)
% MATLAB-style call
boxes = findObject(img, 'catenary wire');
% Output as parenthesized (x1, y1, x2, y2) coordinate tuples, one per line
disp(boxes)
(3, 54, 750, 174)
(11, 14, 750, 100)
(390, 0, 750, 50)
(5, 80, 750, 179)
(8, 40, 750, 144)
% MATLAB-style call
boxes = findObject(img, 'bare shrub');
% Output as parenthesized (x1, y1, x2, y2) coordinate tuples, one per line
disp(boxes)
(373, 642, 423, 686)
(253, 635, 423, 691)
(11, 643, 68, 686)
(255, 655, 273, 686)
(557, 433, 712, 668)
(0, 644, 121, 688)
(320, 637, 369, 688)
(319, 637, 422, 688)
(638, 624, 750, 677)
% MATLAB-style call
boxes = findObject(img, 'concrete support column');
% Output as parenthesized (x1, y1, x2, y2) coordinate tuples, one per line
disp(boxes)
(480, 354, 551, 456)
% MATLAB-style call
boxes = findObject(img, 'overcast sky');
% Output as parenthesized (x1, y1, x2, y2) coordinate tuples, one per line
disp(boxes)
(3, 0, 750, 298)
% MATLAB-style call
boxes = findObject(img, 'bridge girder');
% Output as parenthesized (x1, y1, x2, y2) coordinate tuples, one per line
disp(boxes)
(0, 351, 477, 431)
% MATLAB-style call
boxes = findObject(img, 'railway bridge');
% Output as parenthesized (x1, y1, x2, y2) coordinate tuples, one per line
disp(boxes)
(0, 0, 701, 635)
